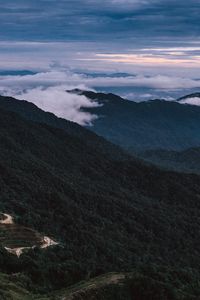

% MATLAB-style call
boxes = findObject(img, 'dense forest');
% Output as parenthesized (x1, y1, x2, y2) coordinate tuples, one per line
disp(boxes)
(140, 147, 200, 174)
(69, 90, 200, 152)
(1, 96, 200, 298)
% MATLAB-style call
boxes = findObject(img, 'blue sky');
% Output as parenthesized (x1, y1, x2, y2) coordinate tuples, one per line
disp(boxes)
(0, 0, 200, 120)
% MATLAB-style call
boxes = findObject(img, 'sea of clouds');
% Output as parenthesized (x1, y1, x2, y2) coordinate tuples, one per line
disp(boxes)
(0, 69, 200, 125)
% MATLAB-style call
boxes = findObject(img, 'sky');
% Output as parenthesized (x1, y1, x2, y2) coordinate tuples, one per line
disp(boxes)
(0, 0, 200, 124)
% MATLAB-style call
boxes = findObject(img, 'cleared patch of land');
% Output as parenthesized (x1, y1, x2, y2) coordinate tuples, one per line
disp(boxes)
(0, 213, 58, 257)
(0, 213, 13, 224)
(41, 236, 59, 249)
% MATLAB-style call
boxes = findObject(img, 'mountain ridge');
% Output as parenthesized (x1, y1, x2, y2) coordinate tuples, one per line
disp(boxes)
(69, 89, 200, 152)
(1, 94, 200, 298)
(178, 92, 200, 101)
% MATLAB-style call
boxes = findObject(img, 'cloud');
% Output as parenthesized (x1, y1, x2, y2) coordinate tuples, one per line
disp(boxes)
(0, 69, 200, 126)
(123, 92, 175, 101)
(0, 0, 199, 43)
(1, 70, 200, 92)
(0, 1, 200, 119)
(179, 97, 200, 106)
(1, 41, 200, 80)
(0, 70, 101, 126)
(93, 51, 200, 67)
(12, 86, 100, 126)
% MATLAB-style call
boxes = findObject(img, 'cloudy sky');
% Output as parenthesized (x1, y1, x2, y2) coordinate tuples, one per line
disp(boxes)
(0, 0, 200, 123)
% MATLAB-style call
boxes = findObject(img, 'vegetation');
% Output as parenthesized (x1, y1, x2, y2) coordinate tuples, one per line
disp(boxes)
(0, 268, 198, 300)
(70, 90, 200, 152)
(141, 147, 200, 174)
(0, 271, 33, 300)
(1, 96, 200, 298)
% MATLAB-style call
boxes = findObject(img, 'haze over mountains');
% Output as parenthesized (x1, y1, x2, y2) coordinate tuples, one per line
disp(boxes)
(77, 90, 200, 175)
(69, 90, 200, 153)
(2, 88, 200, 178)
(68, 89, 200, 175)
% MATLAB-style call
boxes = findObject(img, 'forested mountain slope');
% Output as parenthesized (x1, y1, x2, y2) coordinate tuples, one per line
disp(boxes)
(70, 90, 200, 152)
(141, 147, 200, 174)
(1, 97, 200, 298)
(0, 95, 125, 160)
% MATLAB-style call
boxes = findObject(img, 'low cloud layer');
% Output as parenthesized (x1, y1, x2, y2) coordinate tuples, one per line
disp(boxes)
(180, 97, 200, 107)
(0, 69, 200, 125)
(14, 86, 100, 126)
(1, 41, 200, 80)
(0, 71, 102, 125)
(1, 69, 200, 91)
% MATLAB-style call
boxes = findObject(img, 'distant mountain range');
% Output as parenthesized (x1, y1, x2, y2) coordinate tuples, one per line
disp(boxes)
(178, 92, 200, 101)
(69, 90, 200, 153)
(1, 94, 200, 298)
(0, 70, 37, 76)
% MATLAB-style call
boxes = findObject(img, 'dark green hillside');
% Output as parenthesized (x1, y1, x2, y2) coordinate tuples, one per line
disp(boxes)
(0, 95, 125, 160)
(0, 272, 33, 300)
(1, 98, 200, 297)
(141, 147, 200, 174)
(71, 90, 200, 152)
(0, 269, 197, 300)
(51, 269, 200, 300)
